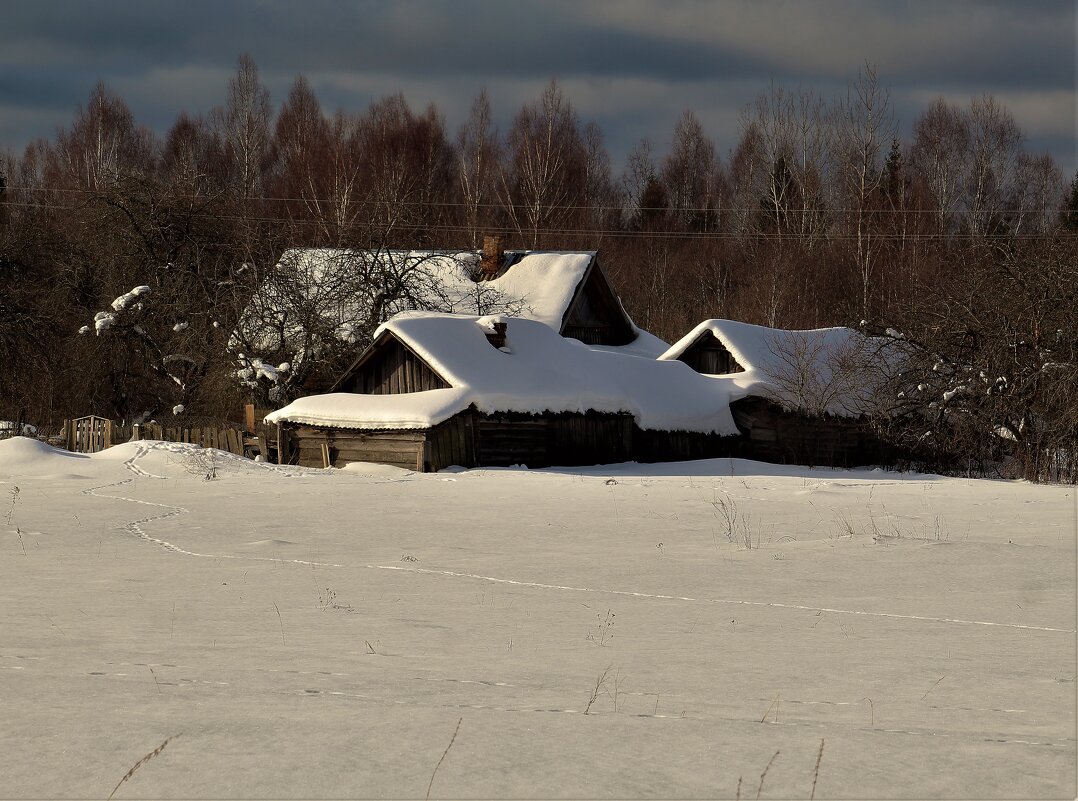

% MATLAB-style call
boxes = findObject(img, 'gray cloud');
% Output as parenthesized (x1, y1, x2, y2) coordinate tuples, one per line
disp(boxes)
(1, 0, 1073, 173)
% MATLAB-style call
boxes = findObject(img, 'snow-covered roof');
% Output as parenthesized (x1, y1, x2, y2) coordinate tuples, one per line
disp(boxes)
(237, 248, 664, 355)
(660, 319, 895, 417)
(267, 313, 739, 435)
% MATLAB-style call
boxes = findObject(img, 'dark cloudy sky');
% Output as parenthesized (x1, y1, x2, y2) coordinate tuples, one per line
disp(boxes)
(2, 0, 1074, 174)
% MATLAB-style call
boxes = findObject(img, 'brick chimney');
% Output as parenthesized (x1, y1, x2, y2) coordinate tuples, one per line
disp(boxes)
(485, 320, 508, 349)
(479, 234, 503, 280)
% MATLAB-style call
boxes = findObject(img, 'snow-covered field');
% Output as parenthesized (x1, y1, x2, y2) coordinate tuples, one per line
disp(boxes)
(0, 437, 1074, 799)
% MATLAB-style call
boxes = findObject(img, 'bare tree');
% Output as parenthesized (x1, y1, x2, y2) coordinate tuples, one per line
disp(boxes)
(456, 90, 501, 247)
(1011, 152, 1064, 236)
(357, 93, 454, 240)
(662, 110, 719, 231)
(620, 137, 658, 227)
(763, 329, 897, 417)
(500, 79, 584, 247)
(55, 82, 155, 191)
(834, 64, 895, 319)
(232, 249, 524, 403)
(269, 76, 331, 236)
(883, 237, 1077, 481)
(965, 94, 1023, 237)
(212, 54, 273, 203)
(580, 120, 616, 235)
(909, 98, 970, 237)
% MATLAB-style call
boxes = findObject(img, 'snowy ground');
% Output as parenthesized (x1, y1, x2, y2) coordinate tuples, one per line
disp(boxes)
(0, 437, 1074, 799)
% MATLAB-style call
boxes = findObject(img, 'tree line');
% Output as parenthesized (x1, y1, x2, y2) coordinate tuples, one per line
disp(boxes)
(0, 56, 1074, 479)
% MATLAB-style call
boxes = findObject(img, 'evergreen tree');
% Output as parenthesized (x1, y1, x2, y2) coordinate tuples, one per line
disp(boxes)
(1063, 170, 1078, 232)
(882, 136, 905, 207)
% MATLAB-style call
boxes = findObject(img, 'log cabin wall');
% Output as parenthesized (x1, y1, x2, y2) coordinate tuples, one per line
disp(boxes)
(632, 426, 741, 463)
(729, 397, 888, 467)
(278, 400, 889, 473)
(466, 410, 636, 469)
(280, 424, 428, 470)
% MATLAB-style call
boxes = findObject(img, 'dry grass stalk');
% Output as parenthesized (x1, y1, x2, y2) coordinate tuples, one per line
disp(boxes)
(273, 601, 285, 645)
(760, 695, 780, 723)
(5, 485, 19, 526)
(810, 738, 825, 800)
(584, 664, 614, 715)
(712, 494, 755, 549)
(425, 717, 463, 800)
(921, 674, 946, 700)
(756, 750, 779, 800)
(107, 734, 180, 800)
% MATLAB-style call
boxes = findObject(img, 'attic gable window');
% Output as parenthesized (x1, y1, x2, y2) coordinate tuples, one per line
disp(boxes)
(678, 332, 745, 375)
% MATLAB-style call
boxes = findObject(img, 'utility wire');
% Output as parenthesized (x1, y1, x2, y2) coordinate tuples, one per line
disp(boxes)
(1, 184, 1067, 216)
(0, 200, 1071, 242)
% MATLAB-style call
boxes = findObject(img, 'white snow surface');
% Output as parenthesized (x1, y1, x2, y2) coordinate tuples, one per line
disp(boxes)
(267, 313, 738, 434)
(660, 318, 898, 416)
(0, 435, 1073, 799)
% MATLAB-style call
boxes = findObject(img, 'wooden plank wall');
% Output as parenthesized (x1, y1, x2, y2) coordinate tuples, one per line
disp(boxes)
(343, 337, 449, 395)
(276, 402, 888, 473)
(633, 426, 739, 463)
(562, 264, 635, 346)
(428, 414, 476, 471)
(548, 413, 634, 466)
(282, 425, 427, 470)
(730, 397, 888, 467)
(469, 411, 636, 469)
(679, 335, 744, 375)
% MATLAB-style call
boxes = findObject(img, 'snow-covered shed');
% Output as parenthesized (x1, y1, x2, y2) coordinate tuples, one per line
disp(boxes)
(266, 313, 740, 470)
(660, 319, 896, 465)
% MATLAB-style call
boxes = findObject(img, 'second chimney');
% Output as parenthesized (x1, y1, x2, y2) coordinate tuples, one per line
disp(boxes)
(485, 320, 508, 349)
(480, 234, 503, 280)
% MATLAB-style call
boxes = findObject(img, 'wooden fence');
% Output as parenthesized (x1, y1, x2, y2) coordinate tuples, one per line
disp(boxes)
(64, 415, 114, 453)
(63, 417, 249, 456)
(131, 423, 247, 456)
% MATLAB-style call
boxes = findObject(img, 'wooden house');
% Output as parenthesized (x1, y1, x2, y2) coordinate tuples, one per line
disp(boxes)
(266, 314, 899, 472)
(266, 313, 738, 471)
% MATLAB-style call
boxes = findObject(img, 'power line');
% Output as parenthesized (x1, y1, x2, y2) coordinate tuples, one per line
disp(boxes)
(1, 183, 1067, 216)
